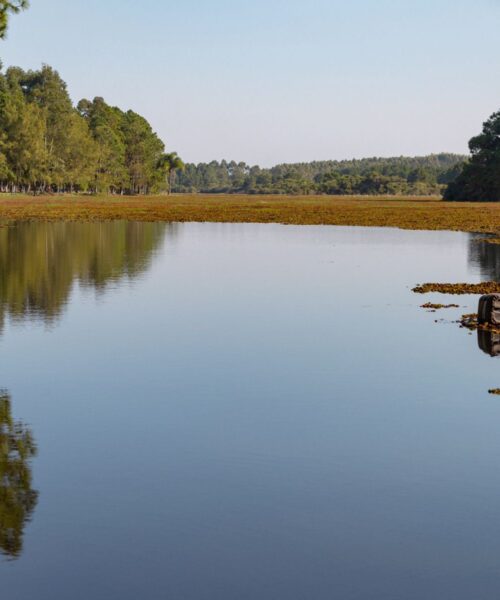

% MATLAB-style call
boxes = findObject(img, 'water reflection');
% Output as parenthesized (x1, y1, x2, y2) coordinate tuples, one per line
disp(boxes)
(477, 329, 500, 357)
(469, 236, 500, 282)
(0, 221, 171, 329)
(0, 391, 37, 560)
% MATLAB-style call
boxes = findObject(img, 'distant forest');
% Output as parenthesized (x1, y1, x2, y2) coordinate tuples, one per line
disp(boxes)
(174, 154, 466, 196)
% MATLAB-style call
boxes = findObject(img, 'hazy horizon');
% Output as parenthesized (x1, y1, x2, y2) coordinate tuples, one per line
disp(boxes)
(2, 0, 499, 167)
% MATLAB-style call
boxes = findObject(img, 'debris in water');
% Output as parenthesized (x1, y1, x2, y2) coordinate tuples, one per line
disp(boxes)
(413, 282, 500, 295)
(421, 302, 460, 310)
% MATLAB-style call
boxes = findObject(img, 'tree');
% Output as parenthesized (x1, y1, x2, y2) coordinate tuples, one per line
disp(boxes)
(158, 152, 185, 194)
(0, 69, 47, 191)
(0, 0, 28, 39)
(444, 110, 500, 201)
(15, 65, 83, 190)
(121, 110, 165, 194)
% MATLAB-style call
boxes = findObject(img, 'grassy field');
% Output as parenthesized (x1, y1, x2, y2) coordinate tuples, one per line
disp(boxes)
(0, 194, 499, 236)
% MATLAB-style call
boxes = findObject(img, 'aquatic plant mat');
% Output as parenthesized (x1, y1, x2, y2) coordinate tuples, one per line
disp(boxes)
(420, 302, 460, 310)
(0, 195, 500, 237)
(414, 283, 500, 295)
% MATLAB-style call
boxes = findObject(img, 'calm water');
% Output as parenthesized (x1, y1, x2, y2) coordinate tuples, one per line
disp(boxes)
(1, 221, 500, 599)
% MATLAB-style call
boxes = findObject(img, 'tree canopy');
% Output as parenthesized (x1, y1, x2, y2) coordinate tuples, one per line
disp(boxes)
(0, 63, 179, 194)
(444, 110, 500, 201)
(174, 154, 465, 196)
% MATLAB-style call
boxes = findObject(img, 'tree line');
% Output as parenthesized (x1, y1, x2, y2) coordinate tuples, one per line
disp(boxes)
(174, 154, 466, 196)
(0, 63, 183, 194)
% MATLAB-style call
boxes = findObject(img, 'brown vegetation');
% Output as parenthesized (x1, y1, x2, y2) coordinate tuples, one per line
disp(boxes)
(0, 195, 498, 236)
(414, 283, 500, 295)
(420, 302, 460, 310)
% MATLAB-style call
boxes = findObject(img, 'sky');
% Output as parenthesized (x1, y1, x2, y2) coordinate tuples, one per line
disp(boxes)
(2, 0, 500, 166)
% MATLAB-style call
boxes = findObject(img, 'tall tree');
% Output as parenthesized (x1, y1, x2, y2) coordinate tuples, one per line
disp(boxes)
(444, 110, 500, 201)
(0, 68, 47, 191)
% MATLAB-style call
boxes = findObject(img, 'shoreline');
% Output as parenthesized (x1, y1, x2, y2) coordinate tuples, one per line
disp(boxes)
(0, 194, 499, 238)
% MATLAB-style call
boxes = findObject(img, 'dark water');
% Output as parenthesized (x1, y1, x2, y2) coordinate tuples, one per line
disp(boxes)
(1, 221, 500, 599)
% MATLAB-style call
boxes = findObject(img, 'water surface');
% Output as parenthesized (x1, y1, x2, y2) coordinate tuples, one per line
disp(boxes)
(1, 221, 500, 599)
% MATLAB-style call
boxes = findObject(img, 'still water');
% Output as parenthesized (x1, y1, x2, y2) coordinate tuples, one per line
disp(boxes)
(1, 221, 500, 599)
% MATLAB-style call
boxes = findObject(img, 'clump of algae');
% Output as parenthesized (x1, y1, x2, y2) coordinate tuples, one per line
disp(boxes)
(421, 302, 460, 310)
(414, 283, 500, 295)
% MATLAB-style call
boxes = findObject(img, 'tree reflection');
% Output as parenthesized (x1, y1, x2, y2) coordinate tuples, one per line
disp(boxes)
(0, 221, 172, 330)
(0, 390, 37, 560)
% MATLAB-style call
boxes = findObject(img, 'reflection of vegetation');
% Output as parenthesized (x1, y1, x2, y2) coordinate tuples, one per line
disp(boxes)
(0, 221, 169, 329)
(0, 390, 37, 559)
(469, 237, 500, 282)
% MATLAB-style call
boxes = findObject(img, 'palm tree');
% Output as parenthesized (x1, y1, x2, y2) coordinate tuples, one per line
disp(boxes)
(159, 152, 185, 195)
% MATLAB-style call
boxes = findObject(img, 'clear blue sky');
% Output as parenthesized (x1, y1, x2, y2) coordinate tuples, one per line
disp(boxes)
(2, 0, 500, 166)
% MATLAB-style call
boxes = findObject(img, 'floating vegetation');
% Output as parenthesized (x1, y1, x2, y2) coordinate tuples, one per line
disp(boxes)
(421, 302, 460, 310)
(0, 195, 500, 235)
(414, 283, 500, 295)
(489, 389, 500, 395)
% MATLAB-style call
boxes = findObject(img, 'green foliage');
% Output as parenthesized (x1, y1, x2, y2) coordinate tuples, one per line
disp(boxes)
(444, 110, 500, 201)
(0, 64, 174, 194)
(0, 0, 28, 39)
(175, 154, 465, 196)
(0, 390, 37, 559)
(158, 152, 185, 194)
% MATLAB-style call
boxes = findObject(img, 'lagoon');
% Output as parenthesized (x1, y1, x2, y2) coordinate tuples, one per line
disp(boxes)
(1, 221, 500, 599)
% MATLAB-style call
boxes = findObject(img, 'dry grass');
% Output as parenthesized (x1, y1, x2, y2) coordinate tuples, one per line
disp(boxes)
(0, 193, 499, 235)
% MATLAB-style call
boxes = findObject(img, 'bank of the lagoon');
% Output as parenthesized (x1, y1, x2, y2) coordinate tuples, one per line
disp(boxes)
(1, 194, 500, 238)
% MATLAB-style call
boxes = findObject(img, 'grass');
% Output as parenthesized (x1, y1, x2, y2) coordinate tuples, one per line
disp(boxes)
(0, 193, 499, 236)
